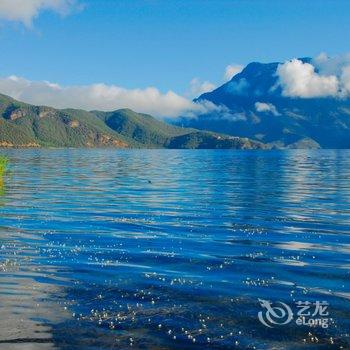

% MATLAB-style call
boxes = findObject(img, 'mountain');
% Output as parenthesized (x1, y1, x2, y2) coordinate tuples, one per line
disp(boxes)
(176, 58, 350, 149)
(0, 93, 265, 149)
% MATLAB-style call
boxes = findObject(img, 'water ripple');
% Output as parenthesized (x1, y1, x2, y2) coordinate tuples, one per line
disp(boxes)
(0, 149, 349, 349)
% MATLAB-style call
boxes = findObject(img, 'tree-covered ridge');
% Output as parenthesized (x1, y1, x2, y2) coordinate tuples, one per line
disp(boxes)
(0, 94, 266, 149)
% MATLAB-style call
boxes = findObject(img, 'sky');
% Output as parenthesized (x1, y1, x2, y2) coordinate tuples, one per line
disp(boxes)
(0, 0, 349, 116)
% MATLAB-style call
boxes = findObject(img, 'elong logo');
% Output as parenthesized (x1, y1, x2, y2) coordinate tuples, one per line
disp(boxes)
(258, 299, 330, 329)
(258, 299, 293, 328)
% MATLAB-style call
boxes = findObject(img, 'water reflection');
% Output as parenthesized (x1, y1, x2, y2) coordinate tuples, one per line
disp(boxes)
(0, 228, 69, 349)
(0, 149, 349, 349)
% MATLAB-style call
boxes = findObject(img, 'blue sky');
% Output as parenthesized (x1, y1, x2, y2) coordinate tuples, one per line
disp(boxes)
(1, 0, 349, 91)
(0, 0, 349, 116)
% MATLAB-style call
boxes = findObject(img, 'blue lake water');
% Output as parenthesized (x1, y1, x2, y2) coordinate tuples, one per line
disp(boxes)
(0, 149, 349, 350)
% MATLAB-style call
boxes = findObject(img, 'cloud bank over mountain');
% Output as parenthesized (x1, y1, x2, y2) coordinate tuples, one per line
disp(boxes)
(0, 75, 216, 118)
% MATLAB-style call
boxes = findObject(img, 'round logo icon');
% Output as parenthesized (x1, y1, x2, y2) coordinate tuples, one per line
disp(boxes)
(258, 299, 293, 328)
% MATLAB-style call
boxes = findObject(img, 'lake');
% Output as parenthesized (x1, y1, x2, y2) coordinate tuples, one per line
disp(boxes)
(0, 149, 349, 349)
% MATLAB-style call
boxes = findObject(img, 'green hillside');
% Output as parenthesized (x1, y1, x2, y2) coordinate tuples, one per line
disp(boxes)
(95, 109, 194, 147)
(0, 93, 265, 149)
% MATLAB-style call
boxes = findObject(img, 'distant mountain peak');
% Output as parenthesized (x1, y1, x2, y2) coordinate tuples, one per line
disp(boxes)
(182, 57, 350, 149)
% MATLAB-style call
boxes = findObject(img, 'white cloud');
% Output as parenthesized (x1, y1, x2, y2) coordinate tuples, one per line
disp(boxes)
(0, 75, 215, 118)
(189, 78, 216, 97)
(312, 53, 350, 97)
(312, 53, 350, 76)
(340, 66, 350, 95)
(224, 64, 244, 81)
(255, 102, 280, 116)
(277, 59, 339, 98)
(0, 0, 80, 26)
(216, 111, 247, 122)
(225, 78, 249, 95)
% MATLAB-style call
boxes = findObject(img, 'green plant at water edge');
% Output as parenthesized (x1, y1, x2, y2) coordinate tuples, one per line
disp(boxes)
(0, 156, 7, 197)
(0, 156, 8, 177)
